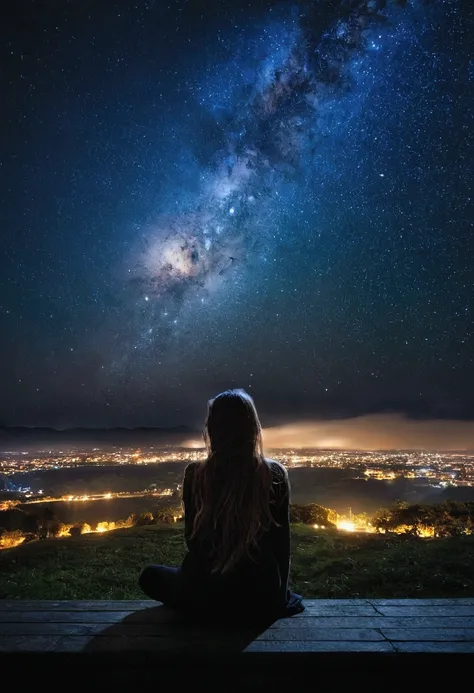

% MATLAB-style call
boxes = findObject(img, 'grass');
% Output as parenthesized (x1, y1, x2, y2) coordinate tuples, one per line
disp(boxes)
(1, 523, 474, 599)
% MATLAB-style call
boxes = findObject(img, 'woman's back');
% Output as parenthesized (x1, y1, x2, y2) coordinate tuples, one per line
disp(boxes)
(181, 458, 291, 615)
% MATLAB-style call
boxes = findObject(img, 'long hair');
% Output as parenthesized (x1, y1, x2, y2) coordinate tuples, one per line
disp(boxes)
(189, 389, 276, 574)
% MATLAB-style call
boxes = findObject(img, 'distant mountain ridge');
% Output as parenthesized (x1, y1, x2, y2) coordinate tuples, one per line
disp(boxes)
(0, 426, 200, 448)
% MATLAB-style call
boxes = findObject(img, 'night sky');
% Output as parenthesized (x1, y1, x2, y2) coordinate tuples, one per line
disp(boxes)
(1, 0, 473, 430)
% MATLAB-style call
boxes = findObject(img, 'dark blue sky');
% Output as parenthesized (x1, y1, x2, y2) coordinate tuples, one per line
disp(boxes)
(1, 0, 473, 428)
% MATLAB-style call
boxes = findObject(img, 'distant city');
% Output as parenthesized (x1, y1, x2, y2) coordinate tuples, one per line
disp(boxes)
(1, 445, 474, 497)
(1, 445, 474, 550)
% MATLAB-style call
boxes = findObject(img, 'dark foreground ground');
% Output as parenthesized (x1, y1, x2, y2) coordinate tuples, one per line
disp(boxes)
(1, 524, 473, 599)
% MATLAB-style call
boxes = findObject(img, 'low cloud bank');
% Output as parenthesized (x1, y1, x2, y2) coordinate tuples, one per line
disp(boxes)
(183, 414, 474, 451)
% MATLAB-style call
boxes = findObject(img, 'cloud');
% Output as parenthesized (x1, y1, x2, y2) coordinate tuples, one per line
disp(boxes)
(262, 414, 474, 451)
(182, 414, 474, 451)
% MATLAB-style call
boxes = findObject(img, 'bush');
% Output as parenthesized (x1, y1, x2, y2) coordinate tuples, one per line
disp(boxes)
(0, 529, 25, 549)
(69, 522, 92, 537)
(370, 501, 474, 537)
(290, 503, 338, 528)
(126, 513, 138, 526)
(153, 507, 181, 524)
(136, 512, 154, 526)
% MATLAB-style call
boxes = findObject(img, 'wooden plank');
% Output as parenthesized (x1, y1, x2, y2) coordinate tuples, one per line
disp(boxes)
(0, 599, 372, 610)
(0, 606, 380, 624)
(0, 621, 382, 639)
(294, 605, 379, 616)
(9, 604, 377, 617)
(287, 599, 371, 605)
(381, 628, 474, 642)
(376, 606, 474, 618)
(255, 629, 384, 642)
(0, 634, 255, 654)
(244, 641, 396, 653)
(0, 635, 176, 653)
(0, 621, 260, 639)
(2, 609, 474, 629)
(82, 616, 474, 633)
(4, 634, 474, 655)
(1, 598, 471, 614)
(394, 642, 474, 653)
(371, 599, 474, 606)
(0, 623, 95, 636)
(0, 611, 132, 624)
(270, 616, 474, 629)
(0, 600, 155, 611)
(1, 598, 473, 612)
(0, 597, 463, 607)
(3, 617, 473, 637)
(50, 636, 257, 653)
(52, 636, 395, 653)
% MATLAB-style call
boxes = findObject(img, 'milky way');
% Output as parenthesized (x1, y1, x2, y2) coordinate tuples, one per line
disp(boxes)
(127, 1, 414, 333)
(2, 0, 473, 426)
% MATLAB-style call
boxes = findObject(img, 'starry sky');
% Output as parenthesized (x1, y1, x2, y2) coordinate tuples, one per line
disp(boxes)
(1, 0, 473, 430)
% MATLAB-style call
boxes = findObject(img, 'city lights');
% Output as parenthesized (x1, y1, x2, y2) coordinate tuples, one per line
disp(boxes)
(337, 520, 356, 532)
(1, 445, 474, 550)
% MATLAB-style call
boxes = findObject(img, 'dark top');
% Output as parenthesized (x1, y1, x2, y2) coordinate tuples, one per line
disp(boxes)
(180, 458, 301, 622)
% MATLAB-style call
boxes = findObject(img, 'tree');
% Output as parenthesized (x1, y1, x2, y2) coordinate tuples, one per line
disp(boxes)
(390, 504, 426, 535)
(371, 508, 393, 533)
(353, 512, 369, 526)
(371, 501, 474, 537)
(153, 508, 178, 524)
(69, 522, 91, 537)
(290, 503, 337, 527)
(136, 512, 153, 526)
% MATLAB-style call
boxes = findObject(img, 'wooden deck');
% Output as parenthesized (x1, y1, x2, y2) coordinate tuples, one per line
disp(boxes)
(1, 598, 474, 653)
(1, 599, 473, 686)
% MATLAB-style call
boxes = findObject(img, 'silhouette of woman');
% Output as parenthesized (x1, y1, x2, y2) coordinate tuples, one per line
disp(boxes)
(139, 389, 304, 624)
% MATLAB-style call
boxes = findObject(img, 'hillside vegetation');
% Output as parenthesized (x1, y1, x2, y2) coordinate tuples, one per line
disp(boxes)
(1, 523, 474, 600)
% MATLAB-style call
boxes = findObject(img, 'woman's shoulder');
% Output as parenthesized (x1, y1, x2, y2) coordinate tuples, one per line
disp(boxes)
(264, 458, 288, 479)
(184, 461, 200, 477)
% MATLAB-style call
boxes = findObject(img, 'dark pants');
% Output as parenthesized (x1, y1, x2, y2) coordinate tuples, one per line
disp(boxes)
(139, 564, 305, 624)
(139, 565, 184, 608)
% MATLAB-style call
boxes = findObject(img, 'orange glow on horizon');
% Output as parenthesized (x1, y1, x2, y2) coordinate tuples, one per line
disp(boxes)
(180, 413, 474, 451)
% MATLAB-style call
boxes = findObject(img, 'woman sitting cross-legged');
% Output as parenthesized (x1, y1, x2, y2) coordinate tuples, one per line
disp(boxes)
(139, 388, 304, 625)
